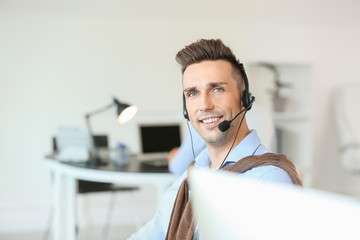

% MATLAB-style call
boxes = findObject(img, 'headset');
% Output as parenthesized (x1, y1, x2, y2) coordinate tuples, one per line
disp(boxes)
(182, 62, 255, 121)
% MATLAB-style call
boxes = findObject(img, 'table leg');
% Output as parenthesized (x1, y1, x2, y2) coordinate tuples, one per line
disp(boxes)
(52, 171, 77, 240)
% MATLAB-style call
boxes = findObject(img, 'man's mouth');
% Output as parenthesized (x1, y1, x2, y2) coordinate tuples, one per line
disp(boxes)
(201, 117, 221, 124)
(198, 115, 224, 128)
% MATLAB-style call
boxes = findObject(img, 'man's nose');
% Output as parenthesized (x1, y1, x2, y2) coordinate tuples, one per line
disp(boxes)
(199, 93, 214, 111)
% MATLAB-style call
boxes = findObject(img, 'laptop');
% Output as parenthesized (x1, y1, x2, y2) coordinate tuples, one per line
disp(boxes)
(189, 168, 360, 240)
(138, 123, 182, 167)
(55, 127, 92, 162)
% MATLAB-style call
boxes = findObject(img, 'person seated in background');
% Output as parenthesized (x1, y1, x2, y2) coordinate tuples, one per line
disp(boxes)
(167, 124, 206, 175)
(128, 39, 302, 240)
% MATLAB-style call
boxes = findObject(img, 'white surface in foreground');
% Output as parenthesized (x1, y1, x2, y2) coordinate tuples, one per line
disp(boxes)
(189, 168, 360, 240)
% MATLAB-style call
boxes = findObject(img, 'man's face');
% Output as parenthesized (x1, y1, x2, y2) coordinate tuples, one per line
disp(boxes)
(183, 60, 242, 146)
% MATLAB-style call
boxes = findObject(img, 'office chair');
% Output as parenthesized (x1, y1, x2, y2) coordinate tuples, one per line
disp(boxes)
(45, 135, 141, 240)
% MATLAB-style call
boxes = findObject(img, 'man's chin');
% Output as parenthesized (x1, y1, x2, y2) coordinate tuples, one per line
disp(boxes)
(201, 133, 229, 146)
(193, 124, 228, 143)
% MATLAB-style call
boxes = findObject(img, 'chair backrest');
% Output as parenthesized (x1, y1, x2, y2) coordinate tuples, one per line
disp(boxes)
(52, 135, 108, 152)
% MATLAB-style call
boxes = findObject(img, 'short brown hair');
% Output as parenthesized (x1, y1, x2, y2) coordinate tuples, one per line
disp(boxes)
(175, 39, 245, 91)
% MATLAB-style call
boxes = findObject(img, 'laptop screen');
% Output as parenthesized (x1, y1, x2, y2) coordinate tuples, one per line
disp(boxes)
(139, 124, 182, 157)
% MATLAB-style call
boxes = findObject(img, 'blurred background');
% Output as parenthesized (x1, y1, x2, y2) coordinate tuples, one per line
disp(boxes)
(1, 0, 360, 239)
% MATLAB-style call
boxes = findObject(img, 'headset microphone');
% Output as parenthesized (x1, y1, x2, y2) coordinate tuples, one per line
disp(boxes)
(218, 120, 231, 132)
(218, 109, 245, 132)
(218, 96, 255, 132)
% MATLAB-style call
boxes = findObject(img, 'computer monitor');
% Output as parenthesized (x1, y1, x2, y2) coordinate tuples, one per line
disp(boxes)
(138, 123, 182, 160)
(189, 168, 360, 240)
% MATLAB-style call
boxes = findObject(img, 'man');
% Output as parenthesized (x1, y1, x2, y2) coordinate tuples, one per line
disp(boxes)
(128, 39, 301, 240)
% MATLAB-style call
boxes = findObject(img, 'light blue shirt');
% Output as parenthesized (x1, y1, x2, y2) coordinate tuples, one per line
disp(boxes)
(128, 130, 292, 240)
(168, 124, 206, 175)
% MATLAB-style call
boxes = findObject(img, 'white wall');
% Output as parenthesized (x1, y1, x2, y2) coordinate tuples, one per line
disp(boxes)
(1, 0, 360, 232)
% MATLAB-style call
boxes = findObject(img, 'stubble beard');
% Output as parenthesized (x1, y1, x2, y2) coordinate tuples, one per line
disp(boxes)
(193, 114, 241, 148)
(201, 114, 243, 148)
(200, 127, 233, 147)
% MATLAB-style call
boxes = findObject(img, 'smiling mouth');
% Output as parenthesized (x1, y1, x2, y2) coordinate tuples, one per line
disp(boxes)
(201, 117, 221, 124)
(199, 115, 224, 125)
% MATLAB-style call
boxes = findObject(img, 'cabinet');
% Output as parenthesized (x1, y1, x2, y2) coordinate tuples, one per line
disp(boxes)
(248, 62, 313, 186)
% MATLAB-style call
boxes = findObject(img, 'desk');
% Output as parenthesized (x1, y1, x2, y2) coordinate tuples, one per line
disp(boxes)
(44, 156, 177, 240)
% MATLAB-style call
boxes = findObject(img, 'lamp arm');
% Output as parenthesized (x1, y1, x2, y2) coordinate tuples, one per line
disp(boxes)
(85, 102, 115, 119)
(85, 102, 115, 134)
(85, 102, 113, 148)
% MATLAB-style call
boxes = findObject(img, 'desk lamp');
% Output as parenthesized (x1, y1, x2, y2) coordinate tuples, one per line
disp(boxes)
(85, 97, 138, 166)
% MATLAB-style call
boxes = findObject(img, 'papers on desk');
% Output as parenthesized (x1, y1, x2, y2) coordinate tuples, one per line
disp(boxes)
(56, 127, 91, 162)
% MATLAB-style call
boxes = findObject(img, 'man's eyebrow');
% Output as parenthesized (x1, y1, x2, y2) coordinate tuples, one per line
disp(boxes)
(208, 82, 227, 87)
(183, 87, 196, 93)
(183, 82, 228, 93)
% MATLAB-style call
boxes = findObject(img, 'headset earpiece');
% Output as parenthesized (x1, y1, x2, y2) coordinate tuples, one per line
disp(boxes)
(242, 90, 255, 110)
(239, 63, 255, 111)
(183, 94, 189, 120)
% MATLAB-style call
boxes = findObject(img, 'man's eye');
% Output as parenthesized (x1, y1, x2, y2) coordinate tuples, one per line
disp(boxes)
(214, 88, 224, 93)
(188, 92, 198, 97)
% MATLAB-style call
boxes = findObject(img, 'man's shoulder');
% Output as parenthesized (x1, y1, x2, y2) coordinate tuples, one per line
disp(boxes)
(242, 165, 293, 184)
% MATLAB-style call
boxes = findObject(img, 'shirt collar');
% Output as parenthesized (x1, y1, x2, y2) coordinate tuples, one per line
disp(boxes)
(194, 130, 262, 168)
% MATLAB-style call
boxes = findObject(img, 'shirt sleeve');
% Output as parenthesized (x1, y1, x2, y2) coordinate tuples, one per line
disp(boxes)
(127, 213, 165, 240)
(168, 126, 206, 175)
(127, 172, 187, 240)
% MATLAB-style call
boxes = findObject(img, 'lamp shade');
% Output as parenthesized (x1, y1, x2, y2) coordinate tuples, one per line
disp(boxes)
(114, 98, 138, 124)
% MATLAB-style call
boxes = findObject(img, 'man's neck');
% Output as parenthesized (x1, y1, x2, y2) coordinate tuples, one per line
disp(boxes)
(208, 128, 250, 169)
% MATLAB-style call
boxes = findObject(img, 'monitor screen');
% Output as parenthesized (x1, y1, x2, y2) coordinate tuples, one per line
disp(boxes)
(140, 124, 181, 154)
